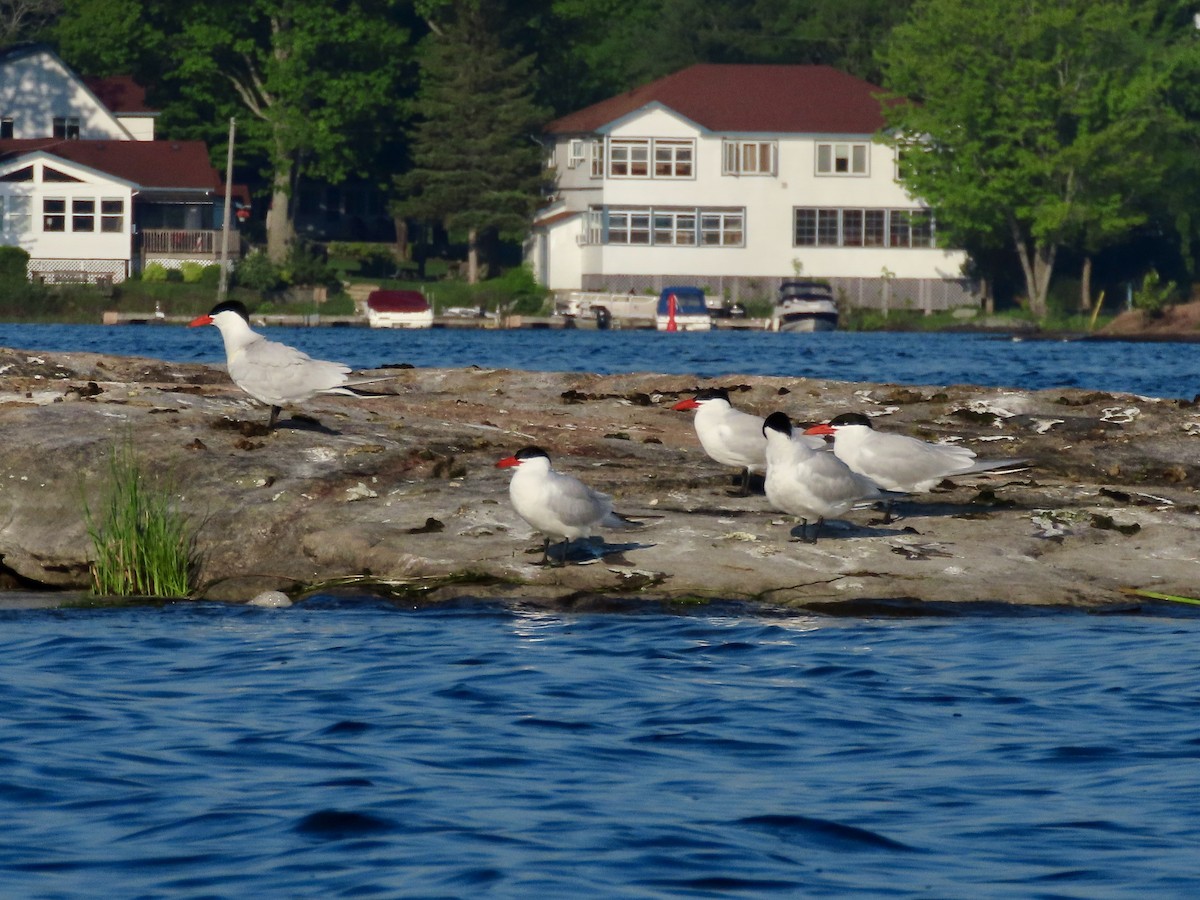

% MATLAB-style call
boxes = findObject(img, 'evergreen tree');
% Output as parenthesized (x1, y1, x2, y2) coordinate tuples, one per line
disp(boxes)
(397, 0, 549, 283)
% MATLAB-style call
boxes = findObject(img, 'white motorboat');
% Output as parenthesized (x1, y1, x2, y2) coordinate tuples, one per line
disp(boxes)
(770, 281, 838, 332)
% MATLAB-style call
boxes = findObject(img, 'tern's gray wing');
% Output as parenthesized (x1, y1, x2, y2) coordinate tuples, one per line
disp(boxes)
(545, 470, 611, 527)
(229, 335, 351, 405)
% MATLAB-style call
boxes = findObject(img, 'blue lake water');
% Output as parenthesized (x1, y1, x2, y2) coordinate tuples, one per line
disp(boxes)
(2, 324, 1199, 895)
(0, 321, 1195, 398)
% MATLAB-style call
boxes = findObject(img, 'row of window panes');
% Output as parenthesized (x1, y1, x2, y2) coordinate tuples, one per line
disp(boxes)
(567, 139, 867, 179)
(793, 208, 935, 248)
(4, 196, 125, 233)
(602, 208, 744, 246)
(0, 117, 80, 140)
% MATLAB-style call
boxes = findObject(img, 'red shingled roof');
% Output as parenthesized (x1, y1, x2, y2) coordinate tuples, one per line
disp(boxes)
(83, 76, 157, 115)
(546, 64, 889, 135)
(0, 139, 221, 191)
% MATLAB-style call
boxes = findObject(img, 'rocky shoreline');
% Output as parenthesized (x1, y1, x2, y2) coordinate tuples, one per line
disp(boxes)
(0, 346, 1197, 611)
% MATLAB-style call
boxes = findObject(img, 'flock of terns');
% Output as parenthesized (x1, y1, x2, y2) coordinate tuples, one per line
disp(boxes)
(190, 300, 1028, 566)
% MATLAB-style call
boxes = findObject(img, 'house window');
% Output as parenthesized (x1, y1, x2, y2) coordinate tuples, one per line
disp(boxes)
(4, 195, 30, 234)
(603, 206, 742, 246)
(607, 209, 651, 244)
(72, 198, 95, 232)
(722, 140, 777, 176)
(609, 139, 650, 177)
(590, 140, 604, 178)
(794, 207, 937, 247)
(652, 210, 697, 245)
(608, 139, 694, 178)
(654, 140, 693, 178)
(101, 199, 124, 233)
(815, 141, 869, 175)
(0, 117, 12, 139)
(42, 197, 65, 231)
(566, 139, 585, 169)
(585, 207, 603, 244)
(52, 117, 81, 140)
(700, 210, 743, 246)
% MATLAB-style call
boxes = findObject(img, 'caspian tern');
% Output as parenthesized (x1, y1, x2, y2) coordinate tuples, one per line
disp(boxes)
(495, 446, 640, 565)
(189, 300, 387, 428)
(673, 388, 824, 494)
(762, 412, 887, 543)
(803, 412, 1028, 520)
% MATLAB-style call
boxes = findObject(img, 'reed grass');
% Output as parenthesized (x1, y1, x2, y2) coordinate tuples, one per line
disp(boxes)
(83, 440, 194, 597)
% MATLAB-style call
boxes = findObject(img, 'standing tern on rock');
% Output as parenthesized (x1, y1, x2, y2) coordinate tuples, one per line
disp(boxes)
(763, 412, 888, 543)
(189, 300, 389, 428)
(804, 412, 1028, 520)
(673, 388, 823, 494)
(496, 446, 641, 565)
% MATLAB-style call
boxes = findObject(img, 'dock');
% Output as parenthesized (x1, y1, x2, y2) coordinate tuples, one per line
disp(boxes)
(101, 310, 771, 331)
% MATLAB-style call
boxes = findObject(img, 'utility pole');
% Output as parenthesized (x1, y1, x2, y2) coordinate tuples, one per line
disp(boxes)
(217, 117, 236, 302)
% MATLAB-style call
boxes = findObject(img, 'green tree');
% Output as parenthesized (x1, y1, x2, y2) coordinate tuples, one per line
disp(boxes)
(397, 0, 548, 283)
(57, 0, 416, 263)
(880, 0, 1183, 318)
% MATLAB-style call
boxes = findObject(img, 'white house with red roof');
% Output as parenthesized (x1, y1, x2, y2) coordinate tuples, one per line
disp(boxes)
(529, 64, 973, 312)
(0, 43, 237, 284)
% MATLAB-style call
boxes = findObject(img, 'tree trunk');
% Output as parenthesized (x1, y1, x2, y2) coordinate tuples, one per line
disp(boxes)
(1010, 219, 1055, 318)
(265, 167, 295, 264)
(1080, 256, 1092, 312)
(393, 216, 409, 263)
(467, 226, 479, 285)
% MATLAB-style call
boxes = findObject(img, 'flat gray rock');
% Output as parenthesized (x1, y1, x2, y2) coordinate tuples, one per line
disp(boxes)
(1, 346, 1196, 610)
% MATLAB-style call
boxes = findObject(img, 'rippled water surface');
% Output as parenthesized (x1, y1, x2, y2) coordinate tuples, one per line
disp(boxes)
(1, 601, 1198, 897)
(0, 322, 1194, 397)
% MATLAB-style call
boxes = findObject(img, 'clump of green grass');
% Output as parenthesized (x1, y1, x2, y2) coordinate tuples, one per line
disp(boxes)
(83, 440, 194, 598)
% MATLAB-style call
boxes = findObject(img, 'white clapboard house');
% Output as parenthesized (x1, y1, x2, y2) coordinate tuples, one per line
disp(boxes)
(0, 43, 236, 284)
(528, 64, 974, 312)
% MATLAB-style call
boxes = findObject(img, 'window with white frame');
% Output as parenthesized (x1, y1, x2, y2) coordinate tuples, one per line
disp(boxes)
(42, 197, 65, 231)
(585, 207, 603, 244)
(793, 207, 936, 248)
(653, 140, 693, 178)
(722, 140, 777, 176)
(101, 198, 125, 233)
(566, 139, 586, 169)
(608, 138, 695, 178)
(589, 140, 604, 178)
(4, 194, 29, 234)
(52, 117, 80, 140)
(609, 140, 649, 177)
(72, 198, 95, 232)
(601, 206, 743, 247)
(815, 142, 869, 175)
(653, 210, 697, 245)
(700, 210, 744, 246)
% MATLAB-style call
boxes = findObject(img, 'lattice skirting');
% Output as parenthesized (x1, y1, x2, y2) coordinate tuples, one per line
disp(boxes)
(580, 274, 980, 311)
(28, 259, 128, 285)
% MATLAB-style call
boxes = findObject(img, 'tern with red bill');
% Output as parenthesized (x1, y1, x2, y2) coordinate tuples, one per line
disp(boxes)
(763, 412, 887, 543)
(672, 388, 823, 495)
(804, 412, 1028, 521)
(189, 300, 389, 428)
(496, 447, 641, 565)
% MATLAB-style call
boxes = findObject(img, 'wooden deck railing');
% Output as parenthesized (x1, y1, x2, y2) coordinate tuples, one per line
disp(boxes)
(140, 229, 227, 256)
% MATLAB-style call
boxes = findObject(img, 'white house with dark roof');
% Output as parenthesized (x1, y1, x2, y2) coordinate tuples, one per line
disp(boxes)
(528, 64, 974, 311)
(0, 44, 237, 284)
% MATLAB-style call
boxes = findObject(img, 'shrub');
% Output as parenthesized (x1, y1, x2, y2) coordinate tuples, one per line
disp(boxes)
(0, 245, 30, 281)
(1132, 269, 1176, 319)
(142, 262, 169, 283)
(234, 251, 283, 292)
(83, 439, 194, 598)
(281, 241, 335, 286)
(179, 261, 206, 283)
